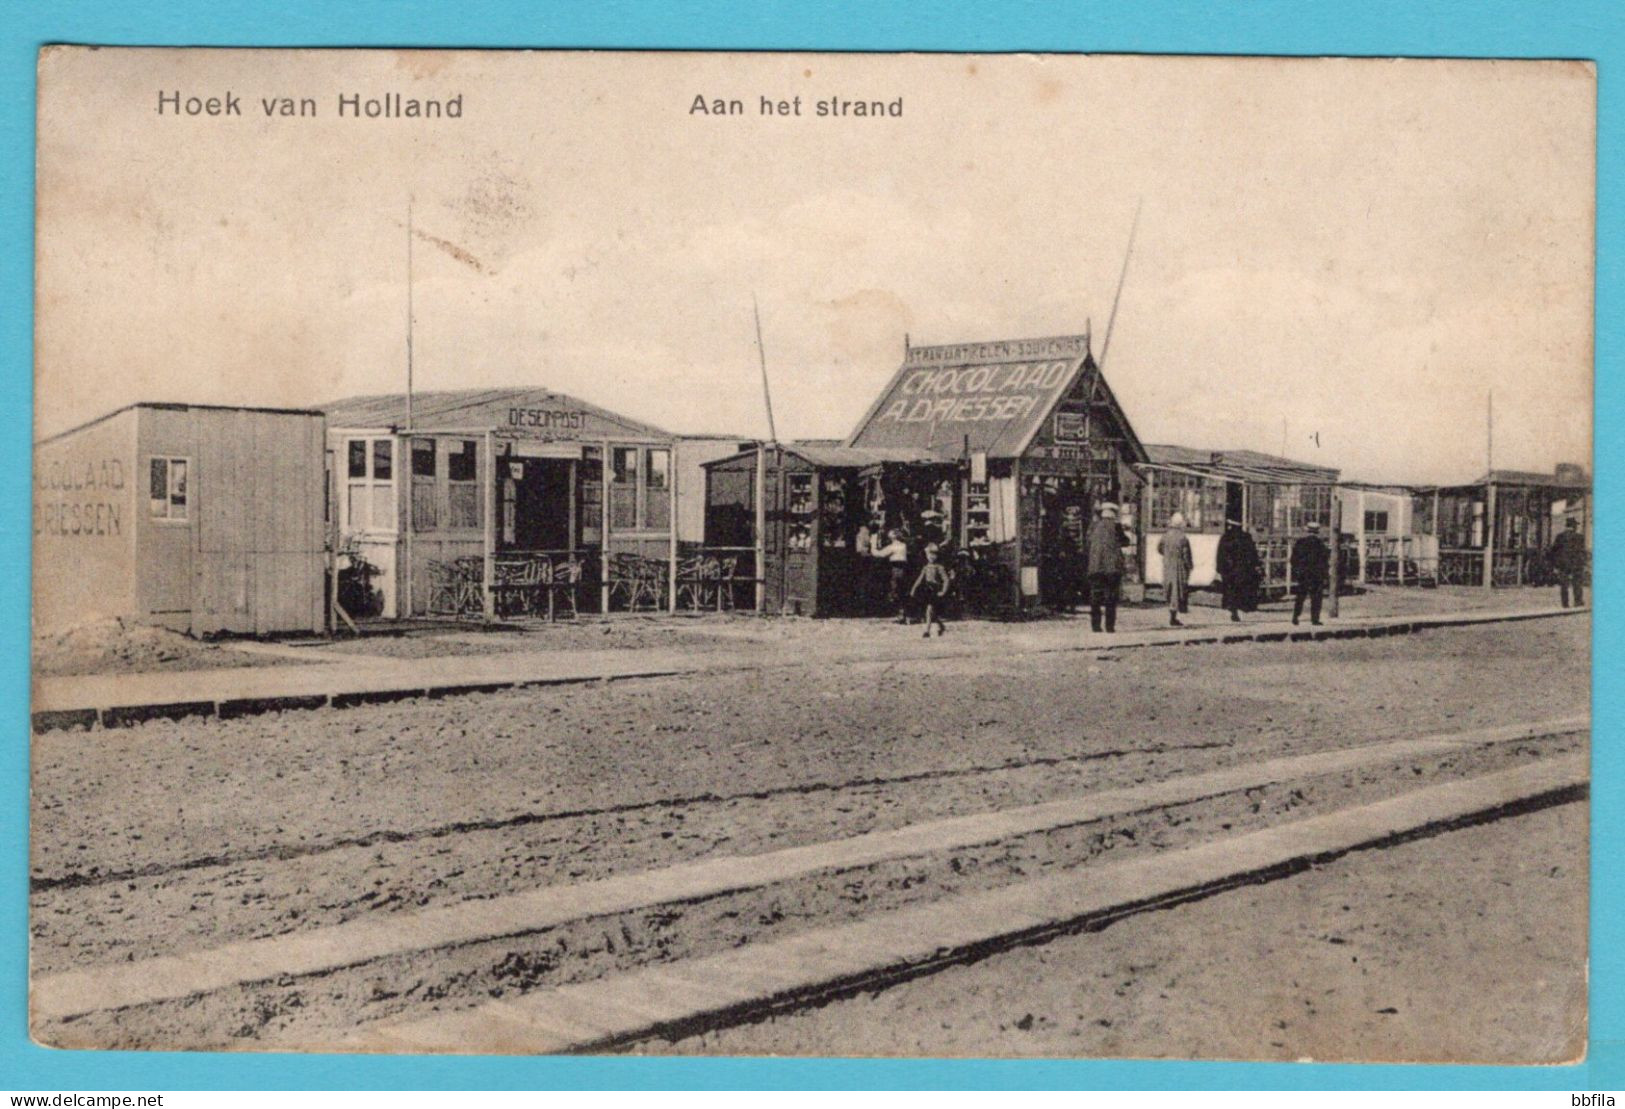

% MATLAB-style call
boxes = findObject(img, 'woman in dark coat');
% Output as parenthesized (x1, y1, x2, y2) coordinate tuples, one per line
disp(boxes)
(1216, 518, 1263, 622)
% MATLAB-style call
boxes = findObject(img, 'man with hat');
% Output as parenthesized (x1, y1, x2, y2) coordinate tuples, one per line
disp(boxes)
(1548, 517, 1588, 609)
(1084, 501, 1129, 633)
(1290, 519, 1331, 626)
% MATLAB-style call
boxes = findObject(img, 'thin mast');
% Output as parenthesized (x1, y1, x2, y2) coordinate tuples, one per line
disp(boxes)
(1099, 197, 1142, 369)
(753, 293, 779, 444)
(406, 198, 415, 433)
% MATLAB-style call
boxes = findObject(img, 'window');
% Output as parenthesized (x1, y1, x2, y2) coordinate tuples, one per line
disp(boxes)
(965, 482, 992, 547)
(786, 473, 814, 550)
(1150, 471, 1221, 529)
(412, 439, 437, 478)
(1261, 484, 1332, 531)
(600, 444, 677, 533)
(645, 448, 671, 530)
(611, 447, 639, 530)
(1364, 509, 1390, 534)
(447, 440, 479, 529)
(579, 448, 603, 544)
(148, 457, 189, 521)
(344, 436, 396, 531)
(410, 438, 438, 530)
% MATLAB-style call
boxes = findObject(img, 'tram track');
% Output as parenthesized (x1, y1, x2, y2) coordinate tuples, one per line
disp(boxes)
(30, 737, 1233, 894)
(33, 716, 1586, 1049)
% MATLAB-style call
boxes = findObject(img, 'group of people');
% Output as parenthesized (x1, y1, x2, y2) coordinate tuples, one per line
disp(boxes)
(854, 506, 1589, 635)
(856, 500, 1353, 635)
(854, 513, 954, 636)
(1156, 513, 1331, 628)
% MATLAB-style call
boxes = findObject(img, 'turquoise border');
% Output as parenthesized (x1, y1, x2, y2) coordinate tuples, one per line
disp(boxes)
(2, 0, 1616, 1091)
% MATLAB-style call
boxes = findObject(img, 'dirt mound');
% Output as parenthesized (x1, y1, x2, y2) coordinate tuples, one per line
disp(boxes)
(33, 617, 239, 678)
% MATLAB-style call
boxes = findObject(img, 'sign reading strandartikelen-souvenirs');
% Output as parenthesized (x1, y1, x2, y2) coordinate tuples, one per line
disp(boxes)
(849, 336, 1090, 457)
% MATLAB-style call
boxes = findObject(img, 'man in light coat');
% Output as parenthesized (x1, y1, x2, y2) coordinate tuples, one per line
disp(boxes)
(1158, 512, 1193, 627)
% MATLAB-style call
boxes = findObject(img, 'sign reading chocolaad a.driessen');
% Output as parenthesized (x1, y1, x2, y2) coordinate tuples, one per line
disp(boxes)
(874, 360, 1073, 427)
(850, 336, 1092, 455)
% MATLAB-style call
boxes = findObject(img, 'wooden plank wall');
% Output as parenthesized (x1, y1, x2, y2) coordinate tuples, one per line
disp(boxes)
(192, 409, 325, 635)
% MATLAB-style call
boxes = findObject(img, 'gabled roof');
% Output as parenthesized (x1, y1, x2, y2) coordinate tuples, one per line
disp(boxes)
(1142, 444, 1340, 484)
(845, 334, 1108, 460)
(321, 388, 672, 439)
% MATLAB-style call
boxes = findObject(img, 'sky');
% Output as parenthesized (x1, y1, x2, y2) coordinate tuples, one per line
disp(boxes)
(34, 50, 1594, 484)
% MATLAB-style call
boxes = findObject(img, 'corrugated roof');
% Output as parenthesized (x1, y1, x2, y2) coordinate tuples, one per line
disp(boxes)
(321, 388, 672, 439)
(1142, 444, 1339, 484)
(791, 444, 948, 468)
(701, 443, 945, 471)
(845, 334, 1100, 459)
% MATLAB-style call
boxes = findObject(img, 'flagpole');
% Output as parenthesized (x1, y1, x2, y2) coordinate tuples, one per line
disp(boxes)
(406, 198, 415, 434)
(752, 293, 778, 444)
(1099, 197, 1142, 369)
(403, 198, 414, 617)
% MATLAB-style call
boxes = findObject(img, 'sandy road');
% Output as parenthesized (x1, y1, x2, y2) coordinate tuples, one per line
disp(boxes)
(646, 798, 1589, 1064)
(30, 618, 1589, 1051)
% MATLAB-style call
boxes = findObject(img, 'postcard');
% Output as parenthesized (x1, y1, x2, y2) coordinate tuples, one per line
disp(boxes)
(30, 48, 1593, 1061)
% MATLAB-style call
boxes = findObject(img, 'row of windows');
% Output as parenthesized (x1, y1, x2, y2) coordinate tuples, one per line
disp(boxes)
(341, 437, 673, 534)
(1149, 472, 1225, 529)
(1150, 473, 1335, 532)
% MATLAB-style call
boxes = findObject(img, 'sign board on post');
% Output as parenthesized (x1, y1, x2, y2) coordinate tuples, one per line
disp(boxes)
(1053, 410, 1088, 443)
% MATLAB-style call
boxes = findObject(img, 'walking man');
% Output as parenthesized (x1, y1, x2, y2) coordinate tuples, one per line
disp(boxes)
(1158, 512, 1193, 627)
(1290, 520, 1331, 626)
(1216, 518, 1263, 623)
(1549, 518, 1588, 608)
(1085, 501, 1129, 632)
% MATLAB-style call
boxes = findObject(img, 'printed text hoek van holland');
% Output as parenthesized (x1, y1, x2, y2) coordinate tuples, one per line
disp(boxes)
(690, 94, 904, 117)
(156, 91, 464, 118)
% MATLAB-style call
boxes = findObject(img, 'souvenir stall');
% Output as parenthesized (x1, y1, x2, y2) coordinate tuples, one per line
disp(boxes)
(702, 442, 945, 616)
(843, 333, 1149, 612)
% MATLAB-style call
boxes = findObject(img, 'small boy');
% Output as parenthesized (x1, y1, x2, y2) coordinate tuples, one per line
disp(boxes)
(910, 543, 952, 637)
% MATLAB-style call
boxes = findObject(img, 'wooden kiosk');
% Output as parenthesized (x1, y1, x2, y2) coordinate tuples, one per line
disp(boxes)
(706, 333, 1150, 616)
(844, 334, 1148, 612)
(702, 443, 947, 616)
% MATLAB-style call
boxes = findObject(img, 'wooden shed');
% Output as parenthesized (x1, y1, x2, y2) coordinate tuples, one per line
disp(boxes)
(33, 402, 328, 637)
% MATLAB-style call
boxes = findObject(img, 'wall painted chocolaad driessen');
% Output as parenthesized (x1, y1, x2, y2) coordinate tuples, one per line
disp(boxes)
(33, 403, 329, 637)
